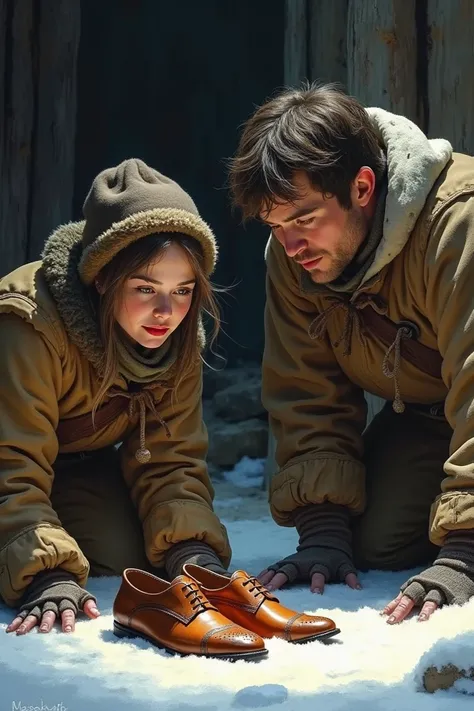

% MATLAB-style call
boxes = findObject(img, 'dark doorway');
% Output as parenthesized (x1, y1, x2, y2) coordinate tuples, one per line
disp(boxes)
(75, 0, 285, 364)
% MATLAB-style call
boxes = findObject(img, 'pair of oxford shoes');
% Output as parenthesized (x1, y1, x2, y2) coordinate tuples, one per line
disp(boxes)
(113, 563, 339, 661)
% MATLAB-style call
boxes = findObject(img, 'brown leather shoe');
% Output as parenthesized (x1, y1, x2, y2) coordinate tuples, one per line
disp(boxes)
(112, 568, 268, 661)
(184, 564, 340, 644)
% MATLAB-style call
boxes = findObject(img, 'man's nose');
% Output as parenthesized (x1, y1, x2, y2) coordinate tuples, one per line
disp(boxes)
(281, 229, 307, 258)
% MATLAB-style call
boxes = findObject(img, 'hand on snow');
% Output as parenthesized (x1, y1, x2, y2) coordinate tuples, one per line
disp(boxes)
(258, 502, 362, 593)
(258, 546, 361, 594)
(382, 533, 474, 625)
(6, 569, 100, 636)
(381, 590, 439, 625)
(382, 560, 474, 625)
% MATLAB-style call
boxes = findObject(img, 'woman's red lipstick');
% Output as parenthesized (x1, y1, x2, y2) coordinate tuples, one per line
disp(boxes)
(143, 326, 170, 337)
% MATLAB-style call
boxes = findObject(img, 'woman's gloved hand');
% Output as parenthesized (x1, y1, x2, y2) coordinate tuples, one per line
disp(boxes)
(6, 568, 100, 635)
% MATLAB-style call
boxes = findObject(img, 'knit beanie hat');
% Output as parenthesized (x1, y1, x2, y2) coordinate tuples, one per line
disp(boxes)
(78, 158, 217, 286)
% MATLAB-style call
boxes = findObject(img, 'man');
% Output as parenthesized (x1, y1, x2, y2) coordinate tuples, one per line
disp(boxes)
(229, 83, 474, 626)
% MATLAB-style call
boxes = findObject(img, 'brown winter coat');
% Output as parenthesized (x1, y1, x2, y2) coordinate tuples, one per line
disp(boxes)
(0, 242, 230, 607)
(263, 112, 474, 549)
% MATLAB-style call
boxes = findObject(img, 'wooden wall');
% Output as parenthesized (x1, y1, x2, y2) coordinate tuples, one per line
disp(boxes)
(0, 0, 81, 276)
(284, 0, 474, 151)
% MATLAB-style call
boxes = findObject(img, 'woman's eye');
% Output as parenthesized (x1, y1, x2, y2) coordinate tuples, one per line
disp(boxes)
(136, 286, 154, 294)
(175, 288, 193, 296)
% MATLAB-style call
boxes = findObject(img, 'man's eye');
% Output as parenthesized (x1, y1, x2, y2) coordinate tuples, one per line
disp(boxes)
(296, 216, 316, 226)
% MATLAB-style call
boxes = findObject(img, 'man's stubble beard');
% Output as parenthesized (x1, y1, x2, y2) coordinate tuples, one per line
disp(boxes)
(310, 208, 367, 284)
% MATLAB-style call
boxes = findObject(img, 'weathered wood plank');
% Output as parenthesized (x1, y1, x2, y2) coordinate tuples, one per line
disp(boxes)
(284, 0, 308, 87)
(0, 0, 35, 276)
(347, 0, 419, 124)
(427, 0, 474, 154)
(308, 0, 348, 86)
(0, 0, 7, 253)
(28, 0, 81, 260)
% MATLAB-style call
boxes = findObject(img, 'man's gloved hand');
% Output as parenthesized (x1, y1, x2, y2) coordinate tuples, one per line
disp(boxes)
(258, 502, 362, 593)
(6, 569, 100, 636)
(382, 531, 474, 624)
(164, 540, 231, 580)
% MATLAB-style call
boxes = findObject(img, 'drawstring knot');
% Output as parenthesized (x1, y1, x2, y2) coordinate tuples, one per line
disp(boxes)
(309, 295, 362, 355)
(382, 325, 414, 414)
(109, 388, 171, 463)
(309, 293, 386, 356)
(309, 293, 413, 413)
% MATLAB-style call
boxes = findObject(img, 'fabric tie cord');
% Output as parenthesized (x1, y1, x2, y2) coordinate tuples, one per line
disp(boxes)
(108, 388, 171, 462)
(309, 293, 412, 413)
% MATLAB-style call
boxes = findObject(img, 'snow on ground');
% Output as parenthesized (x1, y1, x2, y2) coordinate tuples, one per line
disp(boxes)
(0, 458, 473, 711)
(222, 456, 266, 489)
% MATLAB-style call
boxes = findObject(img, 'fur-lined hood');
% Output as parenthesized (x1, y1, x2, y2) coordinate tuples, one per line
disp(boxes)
(41, 221, 106, 374)
(361, 107, 452, 284)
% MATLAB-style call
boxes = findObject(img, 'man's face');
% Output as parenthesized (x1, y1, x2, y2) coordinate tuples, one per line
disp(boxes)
(260, 171, 372, 284)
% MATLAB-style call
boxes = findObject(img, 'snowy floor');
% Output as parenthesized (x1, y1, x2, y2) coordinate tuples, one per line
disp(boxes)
(1, 459, 473, 710)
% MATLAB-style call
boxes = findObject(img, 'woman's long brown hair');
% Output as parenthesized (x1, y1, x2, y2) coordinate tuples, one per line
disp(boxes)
(90, 232, 220, 414)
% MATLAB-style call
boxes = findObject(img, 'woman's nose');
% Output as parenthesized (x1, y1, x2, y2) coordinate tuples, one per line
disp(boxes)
(152, 298, 172, 318)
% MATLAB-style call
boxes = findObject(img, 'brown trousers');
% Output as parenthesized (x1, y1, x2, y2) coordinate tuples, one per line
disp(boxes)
(51, 447, 154, 577)
(352, 401, 451, 570)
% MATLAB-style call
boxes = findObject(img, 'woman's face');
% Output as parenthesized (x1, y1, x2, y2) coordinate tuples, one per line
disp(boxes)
(114, 242, 195, 348)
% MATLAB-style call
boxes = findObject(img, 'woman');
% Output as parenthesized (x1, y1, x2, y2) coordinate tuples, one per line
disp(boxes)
(0, 158, 231, 636)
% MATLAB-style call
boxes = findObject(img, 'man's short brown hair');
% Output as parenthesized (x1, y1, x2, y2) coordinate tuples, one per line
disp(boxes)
(229, 82, 386, 219)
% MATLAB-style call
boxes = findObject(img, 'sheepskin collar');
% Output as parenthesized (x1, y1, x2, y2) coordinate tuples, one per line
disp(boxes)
(360, 107, 453, 285)
(42, 221, 106, 374)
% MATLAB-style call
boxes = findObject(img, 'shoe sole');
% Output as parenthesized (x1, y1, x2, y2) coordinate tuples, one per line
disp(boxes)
(113, 620, 268, 662)
(289, 627, 341, 644)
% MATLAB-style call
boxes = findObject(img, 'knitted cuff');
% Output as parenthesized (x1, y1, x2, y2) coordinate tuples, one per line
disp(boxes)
(21, 568, 78, 602)
(437, 531, 474, 571)
(165, 540, 229, 580)
(293, 502, 353, 557)
(268, 504, 356, 584)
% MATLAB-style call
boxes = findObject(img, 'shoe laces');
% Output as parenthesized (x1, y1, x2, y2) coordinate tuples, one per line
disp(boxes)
(242, 577, 270, 599)
(182, 582, 213, 612)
